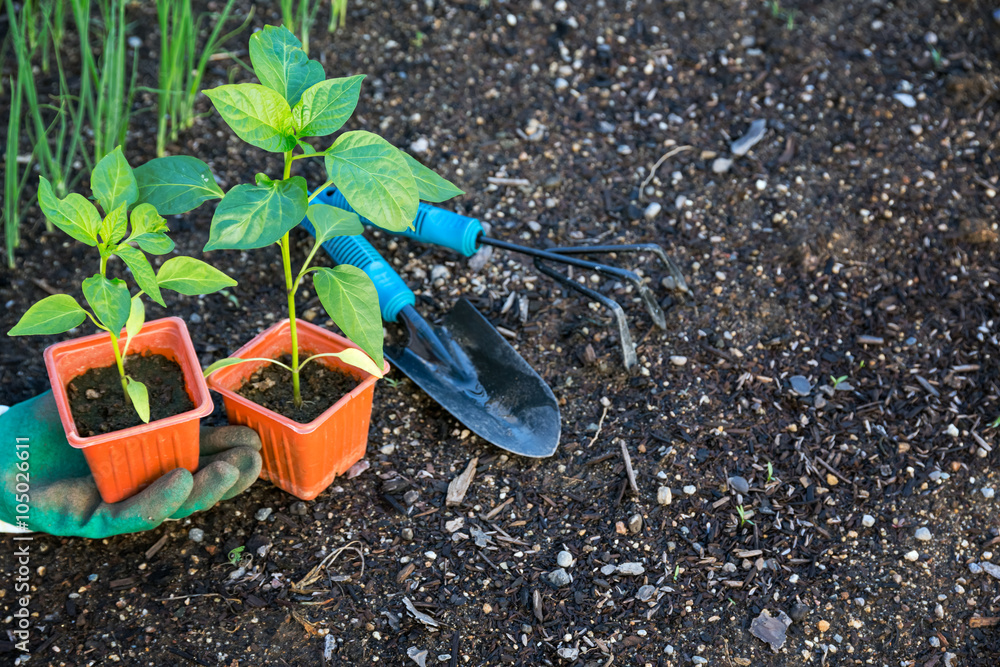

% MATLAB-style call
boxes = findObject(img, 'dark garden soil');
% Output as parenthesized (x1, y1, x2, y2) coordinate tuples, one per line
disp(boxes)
(67, 353, 195, 436)
(236, 354, 361, 424)
(2, 0, 1000, 665)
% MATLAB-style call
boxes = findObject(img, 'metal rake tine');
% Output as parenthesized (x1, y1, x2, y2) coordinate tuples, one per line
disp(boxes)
(547, 242, 692, 297)
(533, 258, 638, 372)
(480, 237, 666, 330)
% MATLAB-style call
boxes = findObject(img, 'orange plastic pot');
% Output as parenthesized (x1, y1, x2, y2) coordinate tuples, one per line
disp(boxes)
(206, 319, 385, 500)
(43, 316, 213, 504)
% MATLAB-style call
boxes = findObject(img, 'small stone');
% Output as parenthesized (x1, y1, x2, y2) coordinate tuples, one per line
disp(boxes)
(944, 652, 958, 667)
(628, 514, 643, 533)
(928, 636, 941, 648)
(597, 120, 616, 134)
(862, 514, 875, 528)
(527, 220, 542, 233)
(616, 562, 645, 576)
(380, 444, 396, 455)
(945, 423, 960, 437)
(554, 77, 569, 92)
(915, 527, 932, 541)
(255, 507, 273, 521)
(128, 36, 142, 48)
(617, 145, 633, 155)
(711, 157, 733, 173)
(407, 647, 428, 667)
(401, 527, 414, 541)
(904, 550, 920, 562)
(289, 501, 308, 516)
(970, 562, 983, 575)
(909, 124, 923, 136)
(444, 517, 464, 533)
(548, 568, 572, 587)
(692, 657, 708, 665)
(982, 487, 995, 499)
(683, 485, 697, 495)
(789, 602, 809, 623)
(670, 355, 688, 366)
(188, 528, 204, 543)
(728, 476, 750, 494)
(789, 375, 812, 396)
(826, 474, 838, 486)
(636, 584, 656, 601)
(935, 603, 945, 619)
(893, 92, 917, 108)
(403, 489, 420, 505)
(657, 486, 673, 505)
(430, 265, 451, 282)
(979, 561, 1000, 580)
(85, 389, 101, 400)
(751, 609, 790, 652)
(346, 460, 370, 479)
(600, 564, 617, 576)
(731, 119, 767, 156)
(505, 13, 516, 26)
(643, 202, 662, 220)
(817, 620, 830, 633)
(557, 647, 579, 660)
(410, 137, 429, 153)
(556, 551, 574, 568)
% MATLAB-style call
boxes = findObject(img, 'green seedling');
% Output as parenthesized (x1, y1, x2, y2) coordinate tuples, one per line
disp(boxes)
(990, 416, 1000, 429)
(200, 25, 462, 408)
(329, 0, 348, 32)
(673, 565, 681, 581)
(736, 504, 755, 527)
(8, 147, 236, 423)
(930, 47, 943, 70)
(384, 377, 404, 390)
(766, 461, 774, 484)
(830, 375, 848, 390)
(228, 545, 245, 566)
(411, 31, 426, 49)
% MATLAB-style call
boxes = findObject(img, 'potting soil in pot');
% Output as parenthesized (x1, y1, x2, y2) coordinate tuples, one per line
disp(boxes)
(235, 353, 360, 424)
(67, 353, 195, 436)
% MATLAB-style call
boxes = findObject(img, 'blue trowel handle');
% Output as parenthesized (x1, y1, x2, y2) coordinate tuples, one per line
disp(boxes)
(312, 187, 483, 258)
(300, 218, 414, 323)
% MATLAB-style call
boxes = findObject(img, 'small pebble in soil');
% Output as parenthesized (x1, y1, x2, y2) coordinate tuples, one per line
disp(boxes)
(657, 486, 673, 505)
(290, 501, 308, 516)
(380, 444, 395, 455)
(915, 527, 932, 541)
(817, 620, 830, 633)
(554, 77, 568, 92)
(929, 636, 941, 648)
(557, 648, 579, 660)
(945, 424, 960, 437)
(628, 514, 643, 533)
(670, 355, 688, 366)
(731, 119, 767, 156)
(683, 485, 697, 495)
(728, 476, 750, 494)
(712, 157, 733, 174)
(904, 550, 920, 561)
(410, 137, 429, 153)
(616, 562, 645, 576)
(637, 584, 656, 601)
(862, 514, 875, 527)
(644, 202, 661, 220)
(548, 568, 572, 587)
(556, 551, 574, 568)
(982, 487, 995, 499)
(401, 527, 414, 541)
(692, 657, 708, 665)
(188, 528, 204, 543)
(789, 375, 812, 396)
(789, 602, 809, 622)
(893, 92, 917, 108)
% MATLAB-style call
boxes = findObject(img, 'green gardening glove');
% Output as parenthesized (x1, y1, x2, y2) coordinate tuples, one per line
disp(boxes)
(0, 392, 262, 539)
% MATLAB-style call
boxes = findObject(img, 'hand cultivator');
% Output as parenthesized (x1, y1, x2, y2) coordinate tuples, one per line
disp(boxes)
(317, 188, 691, 371)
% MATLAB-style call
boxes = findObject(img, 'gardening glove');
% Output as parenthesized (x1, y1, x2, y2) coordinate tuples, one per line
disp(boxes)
(0, 392, 262, 539)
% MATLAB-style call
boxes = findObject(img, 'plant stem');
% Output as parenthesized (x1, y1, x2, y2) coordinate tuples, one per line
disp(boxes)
(280, 149, 302, 407)
(109, 332, 130, 403)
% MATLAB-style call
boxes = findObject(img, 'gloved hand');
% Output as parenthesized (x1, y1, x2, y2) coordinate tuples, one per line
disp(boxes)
(0, 392, 262, 539)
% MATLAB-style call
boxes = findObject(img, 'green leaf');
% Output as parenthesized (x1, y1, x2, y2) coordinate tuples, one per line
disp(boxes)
(301, 349, 385, 379)
(125, 377, 151, 423)
(402, 151, 465, 203)
(203, 356, 263, 377)
(249, 24, 324, 107)
(293, 75, 364, 137)
(7, 294, 87, 336)
(313, 265, 383, 370)
(91, 146, 138, 214)
(125, 296, 145, 341)
(324, 131, 419, 232)
(114, 245, 164, 307)
(38, 177, 101, 246)
(134, 156, 224, 215)
(157, 256, 237, 295)
(128, 203, 175, 255)
(100, 204, 129, 246)
(306, 203, 362, 243)
(204, 83, 296, 153)
(82, 274, 131, 335)
(205, 177, 308, 251)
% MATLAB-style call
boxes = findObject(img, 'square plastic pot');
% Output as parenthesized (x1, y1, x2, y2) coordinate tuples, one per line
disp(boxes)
(43, 316, 213, 504)
(206, 319, 385, 500)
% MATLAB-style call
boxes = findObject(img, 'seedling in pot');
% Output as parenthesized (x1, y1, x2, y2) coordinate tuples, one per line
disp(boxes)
(8, 147, 236, 423)
(200, 24, 462, 410)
